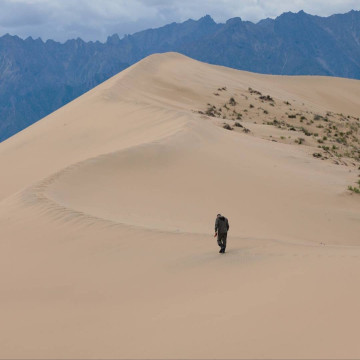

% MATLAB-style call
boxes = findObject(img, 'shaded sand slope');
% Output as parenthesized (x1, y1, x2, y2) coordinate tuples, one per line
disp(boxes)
(0, 53, 360, 359)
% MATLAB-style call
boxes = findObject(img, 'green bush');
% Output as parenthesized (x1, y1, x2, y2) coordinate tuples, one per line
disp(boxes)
(348, 186, 360, 194)
(301, 127, 312, 136)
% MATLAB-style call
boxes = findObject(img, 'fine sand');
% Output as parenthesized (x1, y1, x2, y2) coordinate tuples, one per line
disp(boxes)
(0, 52, 360, 359)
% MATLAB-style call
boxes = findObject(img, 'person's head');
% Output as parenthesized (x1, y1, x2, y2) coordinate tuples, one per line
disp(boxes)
(217, 213, 221, 218)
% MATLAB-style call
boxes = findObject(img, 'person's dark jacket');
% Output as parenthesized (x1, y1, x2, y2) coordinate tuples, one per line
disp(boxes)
(215, 216, 229, 234)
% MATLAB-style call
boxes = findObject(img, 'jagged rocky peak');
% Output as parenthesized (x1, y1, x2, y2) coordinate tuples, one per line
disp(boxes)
(199, 14, 216, 24)
(107, 34, 121, 45)
(226, 17, 243, 25)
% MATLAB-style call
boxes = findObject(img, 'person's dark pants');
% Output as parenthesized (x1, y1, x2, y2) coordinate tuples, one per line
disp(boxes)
(217, 232, 227, 251)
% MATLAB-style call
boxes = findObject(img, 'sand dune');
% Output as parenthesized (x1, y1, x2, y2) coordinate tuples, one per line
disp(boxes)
(0, 53, 360, 359)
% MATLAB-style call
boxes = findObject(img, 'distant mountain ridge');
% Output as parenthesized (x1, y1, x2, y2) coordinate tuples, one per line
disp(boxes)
(1, 10, 360, 142)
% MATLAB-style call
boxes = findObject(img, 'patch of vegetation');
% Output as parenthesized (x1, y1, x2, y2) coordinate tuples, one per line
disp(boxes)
(259, 95, 274, 102)
(205, 105, 220, 117)
(200, 88, 360, 169)
(229, 97, 237, 106)
(348, 185, 360, 194)
(248, 87, 262, 96)
(336, 137, 348, 145)
(301, 127, 312, 136)
(223, 124, 233, 131)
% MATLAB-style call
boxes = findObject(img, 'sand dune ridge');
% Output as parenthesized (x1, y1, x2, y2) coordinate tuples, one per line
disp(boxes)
(0, 52, 360, 359)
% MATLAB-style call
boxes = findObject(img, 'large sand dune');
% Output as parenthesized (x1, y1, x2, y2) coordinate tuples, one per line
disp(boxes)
(0, 53, 360, 359)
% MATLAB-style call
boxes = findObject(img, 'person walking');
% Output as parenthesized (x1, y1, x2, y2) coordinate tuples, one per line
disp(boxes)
(214, 213, 229, 253)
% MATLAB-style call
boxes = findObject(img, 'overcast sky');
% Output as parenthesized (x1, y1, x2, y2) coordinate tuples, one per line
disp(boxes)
(0, 0, 359, 42)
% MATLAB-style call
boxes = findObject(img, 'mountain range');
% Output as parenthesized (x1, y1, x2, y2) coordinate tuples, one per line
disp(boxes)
(1, 10, 360, 142)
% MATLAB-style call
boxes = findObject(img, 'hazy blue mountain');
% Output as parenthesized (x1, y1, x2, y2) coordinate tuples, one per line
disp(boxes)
(1, 10, 360, 142)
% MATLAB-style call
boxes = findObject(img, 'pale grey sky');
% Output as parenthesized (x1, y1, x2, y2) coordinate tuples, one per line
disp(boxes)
(0, 0, 359, 42)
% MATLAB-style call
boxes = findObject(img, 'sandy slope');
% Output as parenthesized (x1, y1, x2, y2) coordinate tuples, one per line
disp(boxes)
(0, 53, 360, 359)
